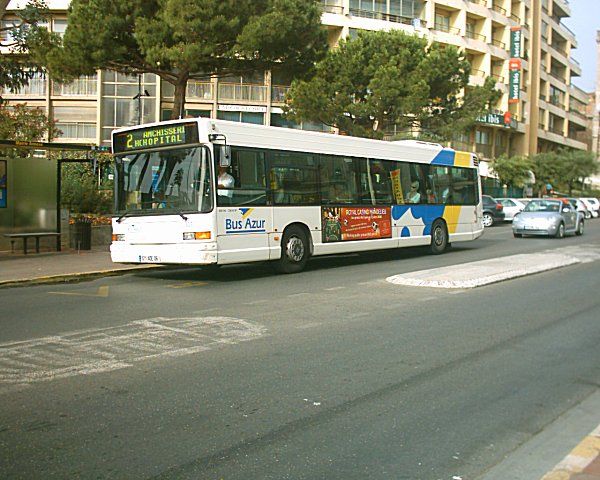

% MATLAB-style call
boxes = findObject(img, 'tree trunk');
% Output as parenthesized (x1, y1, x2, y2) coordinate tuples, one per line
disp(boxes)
(171, 74, 189, 120)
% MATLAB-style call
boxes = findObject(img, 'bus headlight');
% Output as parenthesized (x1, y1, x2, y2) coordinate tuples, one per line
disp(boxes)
(112, 234, 125, 242)
(183, 232, 211, 240)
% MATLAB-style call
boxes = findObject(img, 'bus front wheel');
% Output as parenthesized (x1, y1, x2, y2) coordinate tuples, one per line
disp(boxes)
(276, 226, 309, 273)
(430, 220, 449, 255)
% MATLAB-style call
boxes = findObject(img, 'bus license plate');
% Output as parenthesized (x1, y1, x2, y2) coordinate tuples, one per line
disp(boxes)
(139, 255, 160, 262)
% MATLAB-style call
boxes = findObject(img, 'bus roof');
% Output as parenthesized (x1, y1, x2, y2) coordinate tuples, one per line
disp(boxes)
(112, 118, 477, 169)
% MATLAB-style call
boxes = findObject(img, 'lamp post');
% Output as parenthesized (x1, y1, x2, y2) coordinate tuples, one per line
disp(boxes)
(132, 74, 150, 125)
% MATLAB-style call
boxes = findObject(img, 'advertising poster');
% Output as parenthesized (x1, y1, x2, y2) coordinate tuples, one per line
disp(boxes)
(322, 206, 392, 243)
(390, 169, 404, 204)
(510, 27, 522, 59)
(0, 160, 6, 208)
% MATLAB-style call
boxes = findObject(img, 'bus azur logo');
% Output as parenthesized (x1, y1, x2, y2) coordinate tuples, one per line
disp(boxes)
(225, 208, 266, 234)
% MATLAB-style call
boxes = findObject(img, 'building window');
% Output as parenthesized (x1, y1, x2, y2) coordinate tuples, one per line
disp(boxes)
(52, 18, 67, 36)
(217, 111, 265, 124)
(101, 72, 156, 142)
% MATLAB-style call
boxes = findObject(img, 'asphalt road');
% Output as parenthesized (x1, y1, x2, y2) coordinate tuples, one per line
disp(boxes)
(1, 222, 600, 479)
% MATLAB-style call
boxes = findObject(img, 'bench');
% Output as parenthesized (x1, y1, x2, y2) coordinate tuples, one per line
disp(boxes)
(3, 232, 62, 255)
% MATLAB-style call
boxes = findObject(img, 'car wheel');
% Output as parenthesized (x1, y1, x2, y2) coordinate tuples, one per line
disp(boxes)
(482, 212, 494, 227)
(555, 222, 565, 239)
(275, 226, 309, 274)
(576, 220, 584, 236)
(430, 219, 448, 255)
(513, 233, 522, 238)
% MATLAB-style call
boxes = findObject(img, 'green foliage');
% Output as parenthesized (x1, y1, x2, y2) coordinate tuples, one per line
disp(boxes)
(40, 0, 327, 118)
(491, 155, 533, 188)
(0, 0, 50, 91)
(284, 30, 500, 139)
(532, 149, 598, 195)
(55, 152, 114, 214)
(0, 102, 58, 141)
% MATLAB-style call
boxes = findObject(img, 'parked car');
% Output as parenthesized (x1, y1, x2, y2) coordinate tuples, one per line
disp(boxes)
(482, 195, 505, 227)
(512, 198, 584, 238)
(494, 198, 527, 221)
(580, 198, 599, 218)
(567, 198, 591, 219)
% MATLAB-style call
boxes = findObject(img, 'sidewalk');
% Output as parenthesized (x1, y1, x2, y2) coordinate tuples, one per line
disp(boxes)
(541, 424, 600, 480)
(0, 246, 158, 288)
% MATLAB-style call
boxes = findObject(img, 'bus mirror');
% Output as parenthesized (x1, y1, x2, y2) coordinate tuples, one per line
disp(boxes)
(219, 145, 232, 167)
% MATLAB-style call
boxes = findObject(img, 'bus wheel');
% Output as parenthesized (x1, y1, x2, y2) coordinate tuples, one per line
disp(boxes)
(430, 220, 448, 255)
(276, 226, 309, 273)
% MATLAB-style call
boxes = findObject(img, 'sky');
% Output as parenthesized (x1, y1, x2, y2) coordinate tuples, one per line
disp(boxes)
(563, 0, 599, 93)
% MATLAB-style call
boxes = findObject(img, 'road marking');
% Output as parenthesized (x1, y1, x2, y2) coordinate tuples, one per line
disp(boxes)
(324, 286, 345, 291)
(0, 317, 266, 392)
(167, 281, 208, 289)
(296, 322, 322, 330)
(287, 292, 310, 298)
(48, 286, 110, 297)
(243, 300, 268, 306)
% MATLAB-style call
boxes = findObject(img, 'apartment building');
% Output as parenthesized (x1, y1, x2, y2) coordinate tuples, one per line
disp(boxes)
(0, 0, 589, 160)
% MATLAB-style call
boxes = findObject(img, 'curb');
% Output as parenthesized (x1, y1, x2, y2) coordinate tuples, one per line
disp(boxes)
(541, 425, 600, 479)
(0, 265, 162, 289)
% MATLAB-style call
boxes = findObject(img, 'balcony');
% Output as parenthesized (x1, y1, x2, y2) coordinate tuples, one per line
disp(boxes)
(1, 75, 47, 96)
(218, 83, 267, 102)
(465, 31, 486, 41)
(186, 81, 214, 101)
(467, 0, 487, 5)
(471, 69, 487, 78)
(434, 23, 460, 35)
(491, 4, 507, 15)
(548, 96, 565, 109)
(491, 38, 506, 49)
(349, 8, 427, 27)
(53, 76, 98, 97)
(320, 1, 343, 14)
(510, 13, 520, 23)
(491, 73, 505, 82)
(271, 85, 291, 103)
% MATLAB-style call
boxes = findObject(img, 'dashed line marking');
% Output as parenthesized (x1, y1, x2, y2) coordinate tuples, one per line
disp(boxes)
(48, 286, 110, 297)
(167, 281, 208, 289)
(287, 293, 310, 298)
(325, 287, 345, 291)
(295, 323, 323, 330)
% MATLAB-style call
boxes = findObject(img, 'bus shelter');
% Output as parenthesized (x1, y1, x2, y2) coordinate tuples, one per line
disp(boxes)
(0, 140, 107, 253)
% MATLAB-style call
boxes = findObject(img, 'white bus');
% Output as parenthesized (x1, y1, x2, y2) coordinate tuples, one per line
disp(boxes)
(111, 118, 483, 273)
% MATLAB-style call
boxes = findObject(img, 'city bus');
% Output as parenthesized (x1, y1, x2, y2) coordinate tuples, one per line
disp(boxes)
(110, 118, 483, 273)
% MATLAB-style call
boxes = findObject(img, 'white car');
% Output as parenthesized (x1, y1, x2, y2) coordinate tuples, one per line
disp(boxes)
(580, 198, 599, 218)
(494, 198, 527, 221)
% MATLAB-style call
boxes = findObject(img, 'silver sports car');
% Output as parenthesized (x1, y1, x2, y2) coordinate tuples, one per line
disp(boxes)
(512, 198, 584, 238)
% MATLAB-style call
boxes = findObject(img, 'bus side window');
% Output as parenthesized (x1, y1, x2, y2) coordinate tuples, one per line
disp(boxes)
(319, 155, 361, 205)
(217, 148, 267, 207)
(270, 151, 318, 206)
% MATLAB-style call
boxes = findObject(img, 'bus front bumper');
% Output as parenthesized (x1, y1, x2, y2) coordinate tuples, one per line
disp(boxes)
(110, 241, 218, 265)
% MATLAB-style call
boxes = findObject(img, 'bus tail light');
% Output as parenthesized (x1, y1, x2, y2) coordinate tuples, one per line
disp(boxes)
(183, 231, 211, 240)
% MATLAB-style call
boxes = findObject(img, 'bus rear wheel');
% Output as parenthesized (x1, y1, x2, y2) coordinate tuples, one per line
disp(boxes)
(430, 220, 448, 255)
(275, 226, 309, 274)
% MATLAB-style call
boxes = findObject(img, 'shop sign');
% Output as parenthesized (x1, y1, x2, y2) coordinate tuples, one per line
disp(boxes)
(509, 70, 521, 103)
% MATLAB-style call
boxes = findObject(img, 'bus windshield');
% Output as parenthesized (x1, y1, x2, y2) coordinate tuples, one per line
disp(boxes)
(114, 146, 213, 215)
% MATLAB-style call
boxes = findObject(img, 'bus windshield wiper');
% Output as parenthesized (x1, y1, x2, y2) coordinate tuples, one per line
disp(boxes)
(176, 210, 188, 221)
(116, 212, 130, 223)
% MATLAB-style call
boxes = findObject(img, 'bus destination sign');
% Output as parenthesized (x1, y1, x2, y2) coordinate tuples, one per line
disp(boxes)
(113, 122, 199, 153)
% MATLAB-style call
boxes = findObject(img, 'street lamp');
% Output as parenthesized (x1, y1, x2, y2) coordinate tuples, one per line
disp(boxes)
(132, 74, 150, 125)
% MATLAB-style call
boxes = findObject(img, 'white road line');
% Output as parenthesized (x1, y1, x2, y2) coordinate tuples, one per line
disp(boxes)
(324, 287, 345, 291)
(296, 323, 323, 330)
(287, 292, 311, 298)
(0, 317, 266, 389)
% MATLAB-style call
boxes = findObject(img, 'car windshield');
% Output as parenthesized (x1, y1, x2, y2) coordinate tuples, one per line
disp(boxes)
(114, 146, 213, 215)
(523, 200, 561, 212)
